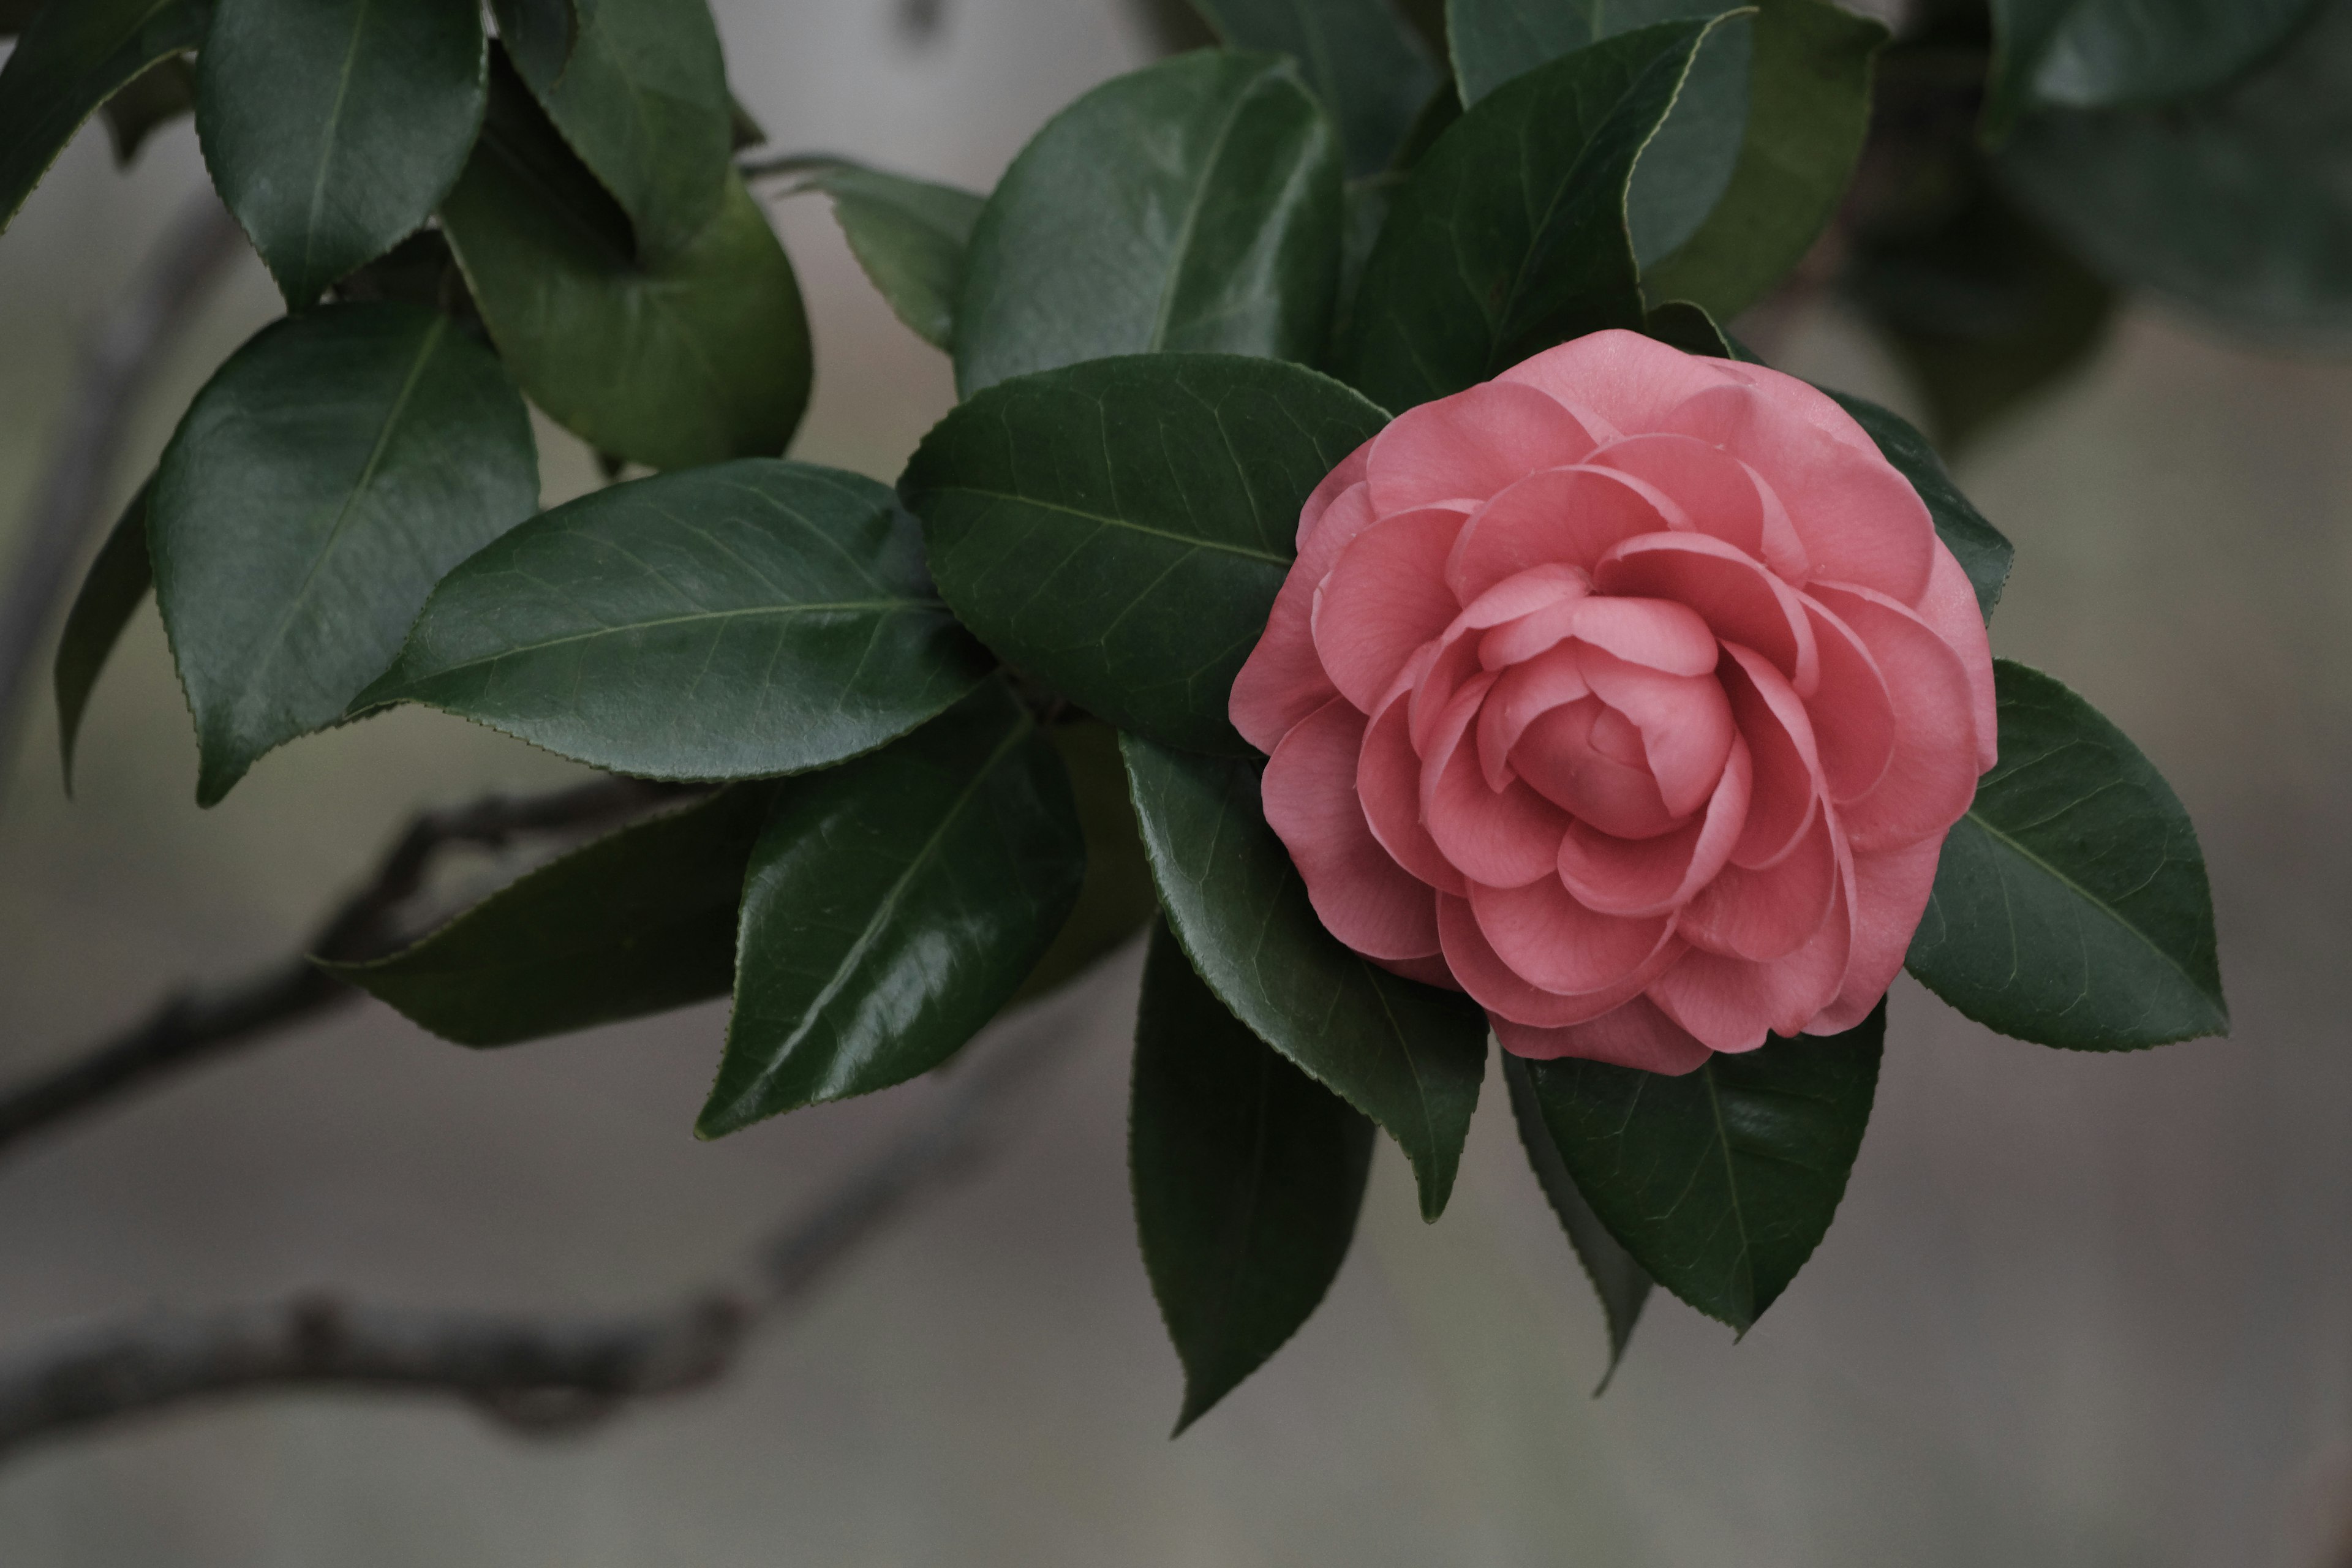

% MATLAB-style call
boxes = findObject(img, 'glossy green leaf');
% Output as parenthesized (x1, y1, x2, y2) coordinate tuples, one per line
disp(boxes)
(99, 51, 193, 163)
(0, 0, 208, 234)
(1188, 0, 1441, 177)
(1121, 734, 1488, 1221)
(900, 353, 1389, 755)
(1985, 0, 2321, 138)
(485, 0, 575, 86)
(1011, 719, 1160, 1005)
(497, 0, 731, 257)
(1133, 920, 1374, 1432)
(328, 784, 771, 1046)
(1341, 19, 1719, 412)
(763, 156, 982, 352)
(699, 680, 1086, 1136)
(1501, 1054, 1651, 1384)
(954, 50, 1344, 396)
(1524, 1003, 1885, 1330)
(53, 481, 153, 794)
(152, 302, 537, 805)
(1906, 660, 2228, 1049)
(356, 459, 989, 782)
(440, 55, 810, 470)
(1823, 390, 2014, 622)
(196, 0, 485, 307)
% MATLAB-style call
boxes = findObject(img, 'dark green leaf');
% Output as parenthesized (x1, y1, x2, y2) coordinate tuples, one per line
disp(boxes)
(1823, 390, 2015, 622)
(197, 0, 486, 307)
(1188, 0, 1441, 177)
(53, 481, 153, 794)
(1501, 1054, 1652, 1385)
(0, 0, 45, 34)
(1011, 718, 1160, 1005)
(1121, 734, 1487, 1221)
(1641, 296, 1736, 358)
(330, 228, 480, 325)
(152, 302, 537, 805)
(1985, 0, 2321, 138)
(0, 0, 209, 234)
(440, 55, 810, 470)
(356, 459, 989, 782)
(900, 352, 1389, 755)
(99, 51, 192, 163)
(328, 784, 772, 1046)
(496, 0, 731, 257)
(1133, 920, 1374, 1431)
(1524, 1004, 1885, 1330)
(699, 680, 1086, 1135)
(1389, 80, 1458, 171)
(763, 155, 983, 351)
(486, 0, 575, 87)
(1341, 19, 1719, 412)
(954, 50, 1344, 396)
(1906, 660, 2229, 1049)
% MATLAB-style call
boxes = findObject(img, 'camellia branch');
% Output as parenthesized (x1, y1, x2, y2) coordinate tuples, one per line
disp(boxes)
(0, 775, 677, 1159)
(0, 996, 1083, 1458)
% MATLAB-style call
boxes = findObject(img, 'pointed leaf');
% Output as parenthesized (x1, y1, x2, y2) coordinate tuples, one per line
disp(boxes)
(1501, 1053, 1651, 1383)
(902, 352, 1387, 755)
(765, 156, 982, 351)
(1823, 390, 2014, 622)
(485, 0, 575, 86)
(954, 50, 1344, 396)
(1525, 1003, 1885, 1330)
(99, 51, 194, 163)
(54, 481, 154, 793)
(328, 784, 772, 1046)
(440, 55, 810, 471)
(151, 301, 537, 805)
(356, 459, 989, 782)
(0, 0, 208, 234)
(196, 0, 486, 307)
(1188, 0, 1441, 178)
(1011, 719, 1160, 1005)
(1906, 660, 2229, 1049)
(700, 680, 1085, 1134)
(1133, 920, 1374, 1431)
(1985, 0, 2321, 140)
(1120, 733, 1487, 1221)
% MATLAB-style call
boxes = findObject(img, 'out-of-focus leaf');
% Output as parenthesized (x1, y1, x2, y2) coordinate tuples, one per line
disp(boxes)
(1906, 661, 2229, 1049)
(1188, 0, 1441, 177)
(1011, 719, 1159, 1005)
(1121, 734, 1488, 1221)
(900, 352, 1387, 755)
(1823, 390, 2014, 620)
(1501, 1053, 1651, 1384)
(954, 50, 1344, 396)
(356, 459, 989, 782)
(763, 156, 982, 352)
(698, 680, 1085, 1136)
(1985, 0, 2321, 138)
(151, 302, 537, 805)
(0, 0, 47, 34)
(54, 481, 154, 793)
(328, 784, 772, 1046)
(1525, 1004, 1885, 1331)
(99, 51, 192, 162)
(0, 0, 209, 235)
(440, 55, 809, 470)
(1133, 920, 1373, 1432)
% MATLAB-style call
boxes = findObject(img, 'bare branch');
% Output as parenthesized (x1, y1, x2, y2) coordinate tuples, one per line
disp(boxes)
(0, 775, 681, 1159)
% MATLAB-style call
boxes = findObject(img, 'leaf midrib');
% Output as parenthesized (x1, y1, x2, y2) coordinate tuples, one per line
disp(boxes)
(393, 597, 944, 685)
(938, 486, 1288, 565)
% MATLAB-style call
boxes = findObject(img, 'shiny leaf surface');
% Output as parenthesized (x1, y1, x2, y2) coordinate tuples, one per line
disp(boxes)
(1121, 734, 1488, 1221)
(53, 481, 153, 793)
(766, 156, 982, 351)
(1501, 1053, 1651, 1384)
(700, 680, 1085, 1135)
(357, 459, 988, 782)
(1986, 0, 2321, 137)
(485, 0, 575, 86)
(0, 0, 208, 233)
(1011, 719, 1160, 1005)
(1824, 390, 2015, 621)
(1188, 0, 1441, 177)
(901, 352, 1388, 755)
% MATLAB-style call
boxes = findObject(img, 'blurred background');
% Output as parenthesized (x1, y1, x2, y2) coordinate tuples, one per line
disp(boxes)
(4, 0, 2352, 1561)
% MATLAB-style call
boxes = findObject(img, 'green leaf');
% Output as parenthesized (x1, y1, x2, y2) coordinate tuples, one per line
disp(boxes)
(1985, 0, 2322, 138)
(1906, 660, 2229, 1049)
(699, 679, 1086, 1136)
(900, 352, 1389, 755)
(1500, 1053, 1652, 1385)
(0, 0, 209, 235)
(53, 480, 154, 794)
(196, 0, 486, 307)
(954, 50, 1345, 396)
(356, 459, 989, 782)
(496, 0, 731, 257)
(328, 783, 772, 1046)
(1011, 718, 1161, 1005)
(1822, 390, 2014, 622)
(99, 51, 193, 164)
(151, 301, 538, 805)
(1522, 1003, 1885, 1331)
(485, 0, 575, 86)
(439, 54, 810, 470)
(1187, 0, 1441, 178)
(1121, 734, 1488, 1221)
(1341, 18, 1721, 412)
(1132, 919, 1374, 1431)
(763, 156, 983, 352)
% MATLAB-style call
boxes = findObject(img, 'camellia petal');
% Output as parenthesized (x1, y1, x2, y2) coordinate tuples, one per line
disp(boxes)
(1311, 507, 1469, 712)
(1721, 644, 1826, 870)
(1445, 464, 1677, 601)
(1264, 698, 1442, 960)
(1366, 380, 1603, 514)
(1648, 849, 1856, 1052)
(1466, 874, 1676, 997)
(1490, 995, 1712, 1075)
(1420, 675, 1570, 888)
(1556, 736, 1751, 918)
(1798, 596, 1897, 805)
(1807, 581, 1980, 852)
(1677, 807, 1839, 962)
(1577, 645, 1736, 819)
(1596, 532, 1819, 692)
(1230, 481, 1380, 750)
(1499, 328, 1741, 434)
(1587, 432, 1764, 561)
(1357, 690, 1468, 897)
(1479, 594, 1718, 677)
(1436, 894, 1680, 1028)
(1812, 835, 1942, 1035)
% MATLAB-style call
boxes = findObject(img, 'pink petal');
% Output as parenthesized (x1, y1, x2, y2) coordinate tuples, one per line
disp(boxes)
(1438, 894, 1680, 1028)
(1716, 358, 1890, 459)
(1578, 644, 1737, 818)
(1721, 643, 1825, 870)
(1810, 834, 1945, 1034)
(1231, 481, 1380, 752)
(1263, 698, 1442, 961)
(1594, 532, 1818, 692)
(1297, 437, 1374, 549)
(1498, 328, 1740, 434)
(1587, 432, 1765, 560)
(1648, 845, 1856, 1051)
(1678, 807, 1839, 962)
(1806, 581, 1980, 852)
(1455, 561, 1591, 628)
(1365, 381, 1603, 514)
(1359, 690, 1466, 896)
(1479, 594, 1719, 677)
(1311, 507, 1468, 713)
(1492, 995, 1713, 1075)
(1446, 465, 1678, 601)
(1378, 951, 1461, 989)
(1511, 696, 1680, 839)
(1466, 874, 1676, 995)
(1749, 462, 1812, 583)
(1419, 674, 1569, 888)
(1557, 734, 1751, 916)
(1475, 645, 1589, 790)
(1915, 542, 1999, 774)
(1798, 595, 1896, 804)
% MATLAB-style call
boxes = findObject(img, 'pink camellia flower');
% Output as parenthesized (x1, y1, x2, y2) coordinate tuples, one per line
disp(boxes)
(1231, 330, 1996, 1074)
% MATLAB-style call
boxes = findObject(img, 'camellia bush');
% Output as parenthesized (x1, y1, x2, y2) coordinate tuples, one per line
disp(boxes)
(15, 0, 2329, 1439)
